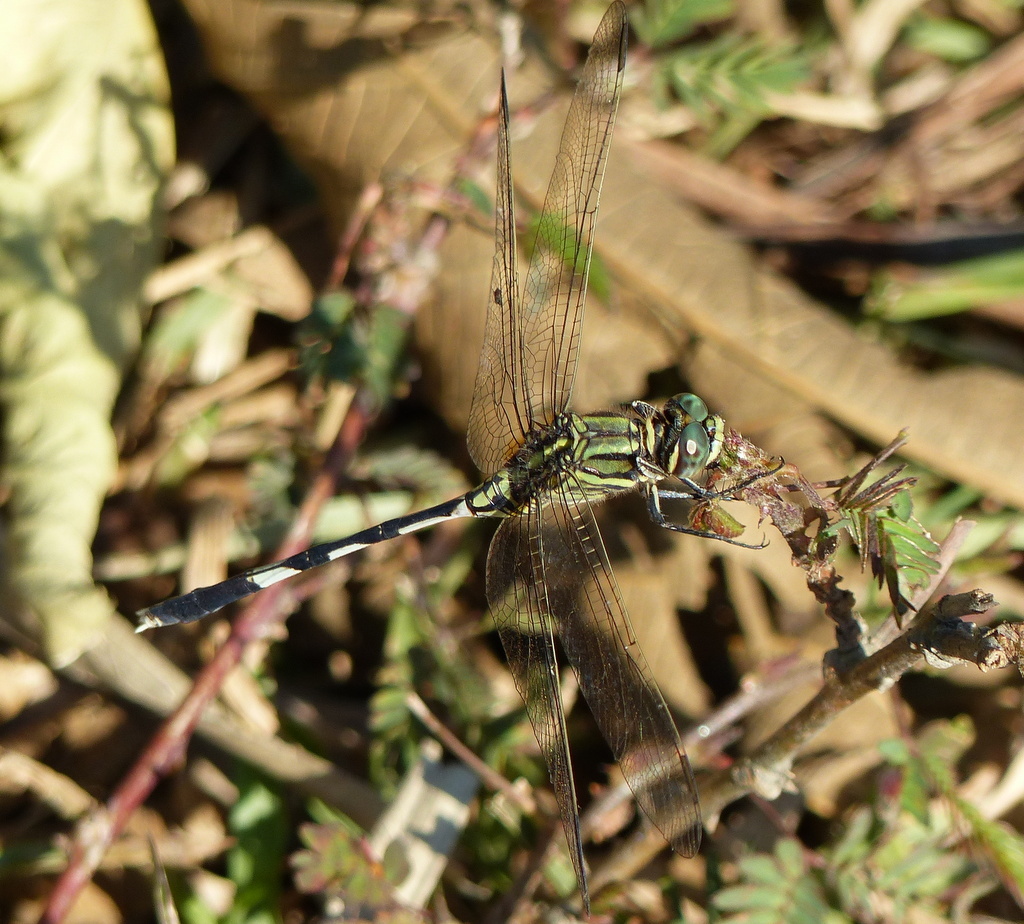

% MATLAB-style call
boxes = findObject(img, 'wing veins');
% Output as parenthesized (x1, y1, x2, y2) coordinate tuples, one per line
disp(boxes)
(546, 477, 702, 856)
(487, 509, 589, 908)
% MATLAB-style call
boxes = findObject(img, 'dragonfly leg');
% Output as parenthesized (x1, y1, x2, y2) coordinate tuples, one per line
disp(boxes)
(680, 458, 787, 501)
(646, 460, 787, 508)
(645, 484, 770, 549)
(718, 457, 788, 495)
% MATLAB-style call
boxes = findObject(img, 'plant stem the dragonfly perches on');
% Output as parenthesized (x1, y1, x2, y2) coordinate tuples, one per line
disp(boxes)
(137, 2, 768, 910)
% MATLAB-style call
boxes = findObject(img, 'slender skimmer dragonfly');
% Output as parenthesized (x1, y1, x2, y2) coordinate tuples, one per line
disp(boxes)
(138, 1, 757, 907)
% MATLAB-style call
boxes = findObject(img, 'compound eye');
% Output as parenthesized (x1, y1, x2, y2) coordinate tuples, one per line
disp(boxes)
(674, 421, 710, 476)
(674, 393, 709, 423)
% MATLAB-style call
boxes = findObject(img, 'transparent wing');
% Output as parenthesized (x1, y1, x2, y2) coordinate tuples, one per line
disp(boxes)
(546, 479, 702, 857)
(487, 509, 588, 908)
(522, 3, 626, 429)
(466, 2, 628, 474)
(467, 76, 526, 475)
(488, 487, 701, 907)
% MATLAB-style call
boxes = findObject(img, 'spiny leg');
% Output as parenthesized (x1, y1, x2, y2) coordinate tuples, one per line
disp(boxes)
(664, 458, 788, 504)
(645, 486, 768, 549)
(643, 460, 788, 551)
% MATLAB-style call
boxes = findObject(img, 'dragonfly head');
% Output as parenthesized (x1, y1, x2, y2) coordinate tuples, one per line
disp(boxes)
(657, 393, 724, 479)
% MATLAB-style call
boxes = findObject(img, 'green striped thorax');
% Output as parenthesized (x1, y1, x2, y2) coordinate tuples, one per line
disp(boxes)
(467, 392, 724, 517)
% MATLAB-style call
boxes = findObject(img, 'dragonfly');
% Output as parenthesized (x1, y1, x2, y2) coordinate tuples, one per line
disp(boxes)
(138, 1, 755, 908)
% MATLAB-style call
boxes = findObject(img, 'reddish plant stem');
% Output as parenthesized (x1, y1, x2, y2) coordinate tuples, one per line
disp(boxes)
(42, 393, 376, 923)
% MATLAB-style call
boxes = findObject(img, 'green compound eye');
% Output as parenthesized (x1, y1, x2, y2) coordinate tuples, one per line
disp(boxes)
(674, 420, 711, 476)
(674, 393, 709, 423)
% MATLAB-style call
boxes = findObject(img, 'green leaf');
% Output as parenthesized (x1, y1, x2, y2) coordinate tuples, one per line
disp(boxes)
(298, 292, 411, 409)
(305, 798, 363, 831)
(714, 840, 834, 924)
(663, 35, 808, 116)
(738, 854, 786, 885)
(714, 882, 783, 912)
(145, 287, 234, 375)
(952, 805, 1024, 904)
(225, 768, 289, 924)
(456, 176, 495, 217)
(904, 16, 992, 63)
(890, 489, 912, 521)
(744, 909, 789, 924)
(824, 722, 990, 921)
(655, 33, 809, 154)
(829, 807, 874, 867)
(542, 850, 579, 904)
(775, 838, 806, 879)
(898, 763, 931, 825)
(151, 405, 221, 487)
(877, 738, 910, 766)
(631, 0, 735, 48)
(917, 715, 973, 795)
(868, 249, 1024, 321)
(829, 455, 938, 615)
(290, 817, 429, 924)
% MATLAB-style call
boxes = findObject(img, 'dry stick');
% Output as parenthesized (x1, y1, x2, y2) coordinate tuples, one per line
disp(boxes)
(405, 692, 536, 814)
(327, 183, 383, 290)
(592, 590, 1003, 898)
(682, 657, 823, 754)
(590, 523, 1004, 897)
(702, 588, 999, 818)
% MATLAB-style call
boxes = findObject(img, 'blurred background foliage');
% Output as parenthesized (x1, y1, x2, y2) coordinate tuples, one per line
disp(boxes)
(2, 0, 1024, 921)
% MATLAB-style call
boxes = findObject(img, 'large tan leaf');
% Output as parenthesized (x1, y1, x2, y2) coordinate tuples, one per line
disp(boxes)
(595, 175, 1024, 508)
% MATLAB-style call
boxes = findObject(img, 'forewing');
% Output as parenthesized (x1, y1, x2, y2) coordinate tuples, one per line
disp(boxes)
(545, 479, 702, 857)
(522, 3, 627, 426)
(486, 510, 589, 909)
(466, 2, 628, 473)
(467, 77, 527, 475)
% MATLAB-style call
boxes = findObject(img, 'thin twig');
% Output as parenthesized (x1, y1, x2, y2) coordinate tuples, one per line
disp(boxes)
(405, 691, 535, 813)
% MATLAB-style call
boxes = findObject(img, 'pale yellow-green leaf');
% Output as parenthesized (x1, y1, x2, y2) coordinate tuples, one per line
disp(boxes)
(0, 0, 174, 664)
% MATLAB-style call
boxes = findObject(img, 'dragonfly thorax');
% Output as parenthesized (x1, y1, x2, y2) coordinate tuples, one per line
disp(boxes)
(468, 409, 650, 517)
(646, 393, 724, 481)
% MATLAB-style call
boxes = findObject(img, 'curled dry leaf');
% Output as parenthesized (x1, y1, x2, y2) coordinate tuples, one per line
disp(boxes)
(0, 0, 174, 664)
